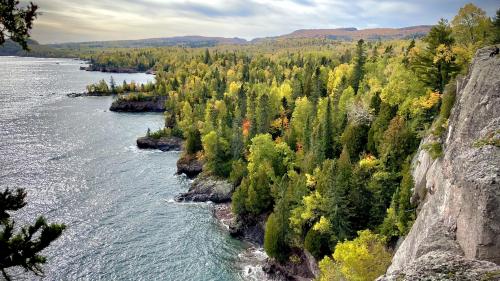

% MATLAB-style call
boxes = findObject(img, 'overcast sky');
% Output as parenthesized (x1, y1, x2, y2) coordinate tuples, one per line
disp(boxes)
(23, 0, 498, 44)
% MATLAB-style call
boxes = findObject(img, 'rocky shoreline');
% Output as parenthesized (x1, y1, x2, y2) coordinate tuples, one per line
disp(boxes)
(80, 65, 155, 74)
(110, 96, 166, 112)
(174, 175, 233, 203)
(136, 136, 183, 151)
(173, 172, 317, 281)
(134, 131, 317, 280)
(66, 92, 112, 97)
(176, 154, 203, 178)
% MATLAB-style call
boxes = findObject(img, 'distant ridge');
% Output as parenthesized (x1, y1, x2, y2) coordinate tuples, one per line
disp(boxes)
(46, 25, 432, 49)
(254, 25, 432, 42)
(1, 25, 433, 55)
(48, 36, 248, 49)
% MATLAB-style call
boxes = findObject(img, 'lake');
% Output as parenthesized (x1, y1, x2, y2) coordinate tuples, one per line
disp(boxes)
(0, 56, 259, 281)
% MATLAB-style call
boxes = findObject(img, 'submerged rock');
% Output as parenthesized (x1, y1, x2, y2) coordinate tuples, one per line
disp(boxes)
(67, 92, 87, 97)
(136, 136, 182, 151)
(379, 46, 500, 280)
(174, 175, 233, 203)
(176, 154, 203, 178)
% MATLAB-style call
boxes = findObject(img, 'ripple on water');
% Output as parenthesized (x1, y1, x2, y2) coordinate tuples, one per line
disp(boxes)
(1, 57, 249, 281)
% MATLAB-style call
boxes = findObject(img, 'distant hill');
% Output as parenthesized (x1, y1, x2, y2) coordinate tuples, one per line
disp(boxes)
(1, 25, 433, 57)
(45, 26, 431, 50)
(253, 25, 432, 42)
(48, 36, 248, 49)
(0, 39, 75, 57)
(0, 39, 39, 55)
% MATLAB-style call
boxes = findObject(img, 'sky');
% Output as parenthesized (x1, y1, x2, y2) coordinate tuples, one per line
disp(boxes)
(23, 0, 499, 44)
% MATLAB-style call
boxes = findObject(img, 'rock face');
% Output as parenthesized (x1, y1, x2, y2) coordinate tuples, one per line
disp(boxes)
(176, 154, 203, 178)
(263, 250, 318, 281)
(229, 214, 267, 245)
(109, 96, 166, 112)
(174, 175, 234, 203)
(379, 46, 500, 280)
(136, 136, 182, 151)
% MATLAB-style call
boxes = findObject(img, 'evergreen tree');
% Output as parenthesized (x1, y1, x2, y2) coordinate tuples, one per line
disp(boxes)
(494, 9, 500, 44)
(412, 19, 459, 93)
(264, 179, 290, 261)
(323, 97, 334, 160)
(402, 39, 416, 66)
(0, 188, 65, 280)
(109, 76, 116, 94)
(185, 128, 202, 155)
(256, 92, 271, 134)
(231, 106, 244, 159)
(203, 48, 211, 64)
(352, 39, 366, 95)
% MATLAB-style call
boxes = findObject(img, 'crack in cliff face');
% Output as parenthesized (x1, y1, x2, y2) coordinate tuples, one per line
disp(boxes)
(378, 46, 500, 281)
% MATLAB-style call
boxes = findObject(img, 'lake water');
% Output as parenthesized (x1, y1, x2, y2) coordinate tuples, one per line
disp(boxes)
(0, 57, 256, 280)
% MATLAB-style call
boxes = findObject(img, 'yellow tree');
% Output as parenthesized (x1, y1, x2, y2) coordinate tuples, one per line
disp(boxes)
(451, 4, 493, 53)
(318, 230, 392, 281)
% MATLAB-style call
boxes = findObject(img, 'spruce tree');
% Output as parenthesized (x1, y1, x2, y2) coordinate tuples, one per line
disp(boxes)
(323, 97, 334, 160)
(256, 92, 271, 134)
(352, 39, 366, 95)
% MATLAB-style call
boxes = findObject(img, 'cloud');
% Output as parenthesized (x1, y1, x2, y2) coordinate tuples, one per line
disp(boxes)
(26, 0, 499, 43)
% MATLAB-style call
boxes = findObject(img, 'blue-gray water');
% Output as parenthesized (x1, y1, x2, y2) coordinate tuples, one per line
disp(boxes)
(0, 57, 253, 281)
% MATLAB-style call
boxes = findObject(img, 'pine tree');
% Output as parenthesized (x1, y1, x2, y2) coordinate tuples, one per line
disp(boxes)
(0, 188, 65, 280)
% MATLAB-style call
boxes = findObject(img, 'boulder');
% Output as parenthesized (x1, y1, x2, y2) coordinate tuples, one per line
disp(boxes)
(176, 154, 203, 178)
(174, 175, 233, 203)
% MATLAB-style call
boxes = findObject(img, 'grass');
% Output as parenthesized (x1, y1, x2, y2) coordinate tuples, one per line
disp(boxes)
(431, 83, 456, 137)
(423, 141, 444, 159)
(473, 130, 500, 148)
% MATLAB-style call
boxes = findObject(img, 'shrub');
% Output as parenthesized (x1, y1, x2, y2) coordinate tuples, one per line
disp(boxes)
(317, 230, 392, 281)
(304, 228, 330, 259)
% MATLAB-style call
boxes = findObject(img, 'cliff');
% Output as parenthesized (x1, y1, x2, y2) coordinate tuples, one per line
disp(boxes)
(379, 46, 500, 280)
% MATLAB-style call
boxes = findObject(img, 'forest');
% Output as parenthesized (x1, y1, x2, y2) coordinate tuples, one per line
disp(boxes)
(84, 4, 499, 280)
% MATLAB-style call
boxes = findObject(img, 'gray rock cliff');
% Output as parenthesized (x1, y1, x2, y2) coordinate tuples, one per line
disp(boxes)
(379, 46, 500, 280)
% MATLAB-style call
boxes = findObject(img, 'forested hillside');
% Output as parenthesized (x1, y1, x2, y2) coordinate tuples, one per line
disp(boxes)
(86, 4, 499, 280)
